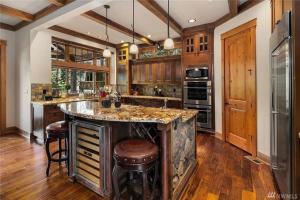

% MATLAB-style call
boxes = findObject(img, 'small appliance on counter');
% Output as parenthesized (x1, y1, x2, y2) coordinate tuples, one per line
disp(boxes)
(43, 95, 53, 101)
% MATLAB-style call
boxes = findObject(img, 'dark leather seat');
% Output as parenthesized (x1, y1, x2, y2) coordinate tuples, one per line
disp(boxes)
(114, 139, 158, 165)
(113, 139, 159, 200)
(46, 121, 69, 135)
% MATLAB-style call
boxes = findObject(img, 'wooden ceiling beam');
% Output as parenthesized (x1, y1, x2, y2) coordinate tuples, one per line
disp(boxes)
(82, 11, 155, 45)
(214, 0, 263, 28)
(238, 0, 264, 13)
(14, 1, 74, 31)
(49, 25, 116, 48)
(0, 4, 34, 21)
(48, 0, 65, 7)
(0, 22, 15, 31)
(137, 0, 182, 35)
(228, 0, 238, 16)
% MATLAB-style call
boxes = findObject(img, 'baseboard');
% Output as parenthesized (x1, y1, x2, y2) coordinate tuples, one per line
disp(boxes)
(214, 131, 223, 141)
(2, 126, 30, 139)
(16, 128, 30, 139)
(3, 126, 19, 134)
(257, 151, 270, 165)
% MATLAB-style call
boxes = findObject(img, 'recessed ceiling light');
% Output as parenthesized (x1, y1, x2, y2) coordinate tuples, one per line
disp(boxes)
(147, 34, 151, 38)
(87, 32, 90, 35)
(188, 19, 196, 23)
(121, 40, 124, 43)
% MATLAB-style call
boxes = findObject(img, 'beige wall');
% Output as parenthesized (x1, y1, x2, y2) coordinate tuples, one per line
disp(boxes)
(214, 0, 272, 156)
(0, 29, 16, 128)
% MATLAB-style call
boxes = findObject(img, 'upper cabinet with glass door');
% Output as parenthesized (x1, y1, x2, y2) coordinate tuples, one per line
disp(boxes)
(182, 30, 213, 65)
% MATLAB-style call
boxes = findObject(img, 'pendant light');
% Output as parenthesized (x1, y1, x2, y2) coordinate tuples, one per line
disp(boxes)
(103, 5, 111, 58)
(129, 0, 138, 54)
(164, 0, 174, 50)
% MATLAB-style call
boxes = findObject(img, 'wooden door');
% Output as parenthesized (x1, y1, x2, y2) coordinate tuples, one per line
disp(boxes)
(0, 40, 6, 135)
(222, 20, 257, 155)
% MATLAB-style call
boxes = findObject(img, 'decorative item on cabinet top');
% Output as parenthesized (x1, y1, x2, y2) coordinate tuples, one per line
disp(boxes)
(139, 48, 181, 59)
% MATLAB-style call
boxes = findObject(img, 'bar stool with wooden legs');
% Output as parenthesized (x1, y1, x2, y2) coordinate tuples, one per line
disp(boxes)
(112, 138, 159, 200)
(45, 121, 69, 176)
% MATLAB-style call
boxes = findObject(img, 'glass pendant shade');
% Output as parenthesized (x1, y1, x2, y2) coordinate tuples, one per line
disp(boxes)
(164, 38, 174, 50)
(129, 43, 139, 54)
(103, 48, 111, 58)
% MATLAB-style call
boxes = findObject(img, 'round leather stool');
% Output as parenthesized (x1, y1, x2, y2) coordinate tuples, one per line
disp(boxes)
(113, 139, 159, 200)
(45, 121, 69, 176)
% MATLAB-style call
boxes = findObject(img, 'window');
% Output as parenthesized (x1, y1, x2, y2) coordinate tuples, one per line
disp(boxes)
(51, 67, 106, 94)
(51, 38, 109, 94)
(51, 42, 65, 61)
(51, 39, 110, 68)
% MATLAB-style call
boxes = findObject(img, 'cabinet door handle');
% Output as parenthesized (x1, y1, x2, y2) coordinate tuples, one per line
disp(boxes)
(83, 150, 92, 157)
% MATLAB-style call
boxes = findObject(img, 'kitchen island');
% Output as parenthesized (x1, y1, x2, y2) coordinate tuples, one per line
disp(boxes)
(59, 101, 198, 200)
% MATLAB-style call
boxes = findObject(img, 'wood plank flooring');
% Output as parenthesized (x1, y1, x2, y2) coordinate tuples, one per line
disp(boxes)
(0, 133, 278, 200)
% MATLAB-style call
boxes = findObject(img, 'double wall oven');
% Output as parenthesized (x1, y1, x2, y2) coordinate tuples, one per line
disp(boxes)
(184, 65, 213, 130)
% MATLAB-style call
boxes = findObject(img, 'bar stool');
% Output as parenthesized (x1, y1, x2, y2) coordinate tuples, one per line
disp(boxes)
(112, 139, 159, 200)
(45, 121, 69, 176)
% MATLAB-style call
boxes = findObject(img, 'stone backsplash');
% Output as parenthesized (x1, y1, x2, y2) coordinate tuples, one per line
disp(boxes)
(31, 83, 52, 101)
(132, 84, 182, 98)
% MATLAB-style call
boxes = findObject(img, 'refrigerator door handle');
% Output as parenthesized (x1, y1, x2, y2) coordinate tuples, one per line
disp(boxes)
(272, 111, 279, 114)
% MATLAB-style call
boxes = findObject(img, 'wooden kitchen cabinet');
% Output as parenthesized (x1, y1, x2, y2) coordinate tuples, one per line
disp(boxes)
(271, 0, 292, 31)
(130, 56, 181, 84)
(182, 30, 213, 66)
(31, 103, 64, 144)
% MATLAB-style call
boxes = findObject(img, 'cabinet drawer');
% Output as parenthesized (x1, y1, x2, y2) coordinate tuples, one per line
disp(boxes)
(77, 168, 100, 187)
(78, 139, 99, 152)
(77, 161, 100, 177)
(77, 147, 99, 161)
(78, 133, 99, 145)
(77, 154, 99, 169)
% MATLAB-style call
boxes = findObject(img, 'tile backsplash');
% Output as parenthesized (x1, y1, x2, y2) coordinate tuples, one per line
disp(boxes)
(31, 83, 52, 101)
(132, 84, 182, 98)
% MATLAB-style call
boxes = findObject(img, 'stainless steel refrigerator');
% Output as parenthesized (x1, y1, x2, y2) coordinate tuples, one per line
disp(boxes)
(270, 12, 293, 195)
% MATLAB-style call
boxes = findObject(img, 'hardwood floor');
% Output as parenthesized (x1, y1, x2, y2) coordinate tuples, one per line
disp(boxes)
(0, 133, 278, 200)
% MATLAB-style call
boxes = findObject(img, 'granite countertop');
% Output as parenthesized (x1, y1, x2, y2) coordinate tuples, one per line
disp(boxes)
(31, 97, 98, 105)
(31, 95, 182, 106)
(59, 101, 197, 124)
(121, 95, 181, 101)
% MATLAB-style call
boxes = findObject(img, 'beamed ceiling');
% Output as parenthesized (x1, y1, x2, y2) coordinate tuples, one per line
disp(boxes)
(0, 0, 261, 46)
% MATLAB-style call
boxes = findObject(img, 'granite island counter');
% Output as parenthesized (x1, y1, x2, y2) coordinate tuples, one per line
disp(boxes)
(59, 101, 198, 200)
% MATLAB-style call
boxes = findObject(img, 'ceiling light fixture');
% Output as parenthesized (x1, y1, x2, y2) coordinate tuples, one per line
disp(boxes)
(103, 5, 111, 58)
(147, 34, 151, 38)
(164, 0, 174, 50)
(188, 19, 196, 23)
(87, 32, 91, 35)
(121, 40, 124, 43)
(129, 0, 138, 54)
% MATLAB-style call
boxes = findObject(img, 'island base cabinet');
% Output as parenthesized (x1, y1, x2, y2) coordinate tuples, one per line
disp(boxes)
(69, 121, 112, 197)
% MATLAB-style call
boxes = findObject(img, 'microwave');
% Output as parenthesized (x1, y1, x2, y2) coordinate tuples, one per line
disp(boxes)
(185, 65, 209, 80)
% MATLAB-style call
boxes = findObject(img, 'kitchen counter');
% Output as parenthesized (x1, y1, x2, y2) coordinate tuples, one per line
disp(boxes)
(31, 95, 181, 106)
(59, 101, 197, 124)
(60, 100, 198, 200)
(31, 97, 97, 105)
(121, 94, 181, 101)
